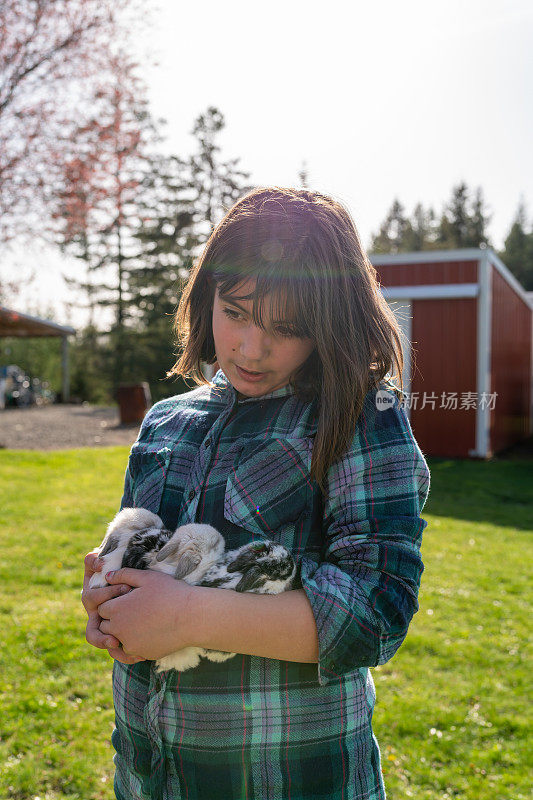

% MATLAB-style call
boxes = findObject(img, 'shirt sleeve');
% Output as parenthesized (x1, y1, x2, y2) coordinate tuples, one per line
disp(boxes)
(299, 387, 430, 686)
(119, 461, 134, 511)
(117, 400, 167, 511)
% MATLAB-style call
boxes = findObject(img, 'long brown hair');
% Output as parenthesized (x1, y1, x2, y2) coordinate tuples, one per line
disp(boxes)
(168, 186, 404, 492)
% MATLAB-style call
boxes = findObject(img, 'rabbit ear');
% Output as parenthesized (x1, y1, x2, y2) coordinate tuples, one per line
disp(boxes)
(156, 535, 202, 580)
(97, 533, 120, 558)
(174, 551, 201, 580)
(235, 565, 265, 592)
(226, 548, 261, 574)
(155, 534, 183, 563)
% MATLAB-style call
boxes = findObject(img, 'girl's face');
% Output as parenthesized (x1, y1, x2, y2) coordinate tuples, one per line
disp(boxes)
(212, 279, 315, 398)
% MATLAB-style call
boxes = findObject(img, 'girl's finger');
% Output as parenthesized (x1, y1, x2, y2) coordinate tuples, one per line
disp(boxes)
(104, 567, 146, 587)
(85, 611, 121, 651)
(99, 619, 112, 635)
(82, 551, 103, 590)
(107, 646, 146, 664)
(82, 583, 130, 613)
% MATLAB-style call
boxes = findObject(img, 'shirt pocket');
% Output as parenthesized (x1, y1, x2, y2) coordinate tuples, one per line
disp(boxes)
(223, 437, 313, 550)
(127, 443, 172, 515)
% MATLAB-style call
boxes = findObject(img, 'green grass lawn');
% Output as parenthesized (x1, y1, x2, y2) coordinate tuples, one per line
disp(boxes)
(0, 449, 531, 799)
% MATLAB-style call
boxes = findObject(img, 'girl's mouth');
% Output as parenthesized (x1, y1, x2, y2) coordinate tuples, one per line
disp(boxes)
(235, 365, 267, 382)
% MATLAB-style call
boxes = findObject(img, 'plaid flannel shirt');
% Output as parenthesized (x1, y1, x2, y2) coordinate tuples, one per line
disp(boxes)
(110, 369, 430, 800)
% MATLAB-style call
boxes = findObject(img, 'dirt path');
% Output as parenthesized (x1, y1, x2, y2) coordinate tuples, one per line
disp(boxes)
(1, 402, 532, 457)
(0, 404, 141, 450)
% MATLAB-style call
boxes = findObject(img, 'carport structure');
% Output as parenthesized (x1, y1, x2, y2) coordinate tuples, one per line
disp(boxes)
(0, 306, 75, 402)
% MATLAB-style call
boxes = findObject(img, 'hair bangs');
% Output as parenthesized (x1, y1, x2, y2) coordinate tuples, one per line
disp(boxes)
(215, 260, 314, 339)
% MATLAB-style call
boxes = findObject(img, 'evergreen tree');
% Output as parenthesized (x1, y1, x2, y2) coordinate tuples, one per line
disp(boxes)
(370, 198, 412, 253)
(370, 182, 492, 254)
(127, 152, 197, 328)
(470, 187, 492, 247)
(189, 107, 252, 235)
(436, 182, 491, 248)
(123, 107, 253, 399)
(69, 326, 114, 403)
(402, 202, 439, 251)
(298, 161, 310, 188)
(121, 153, 199, 400)
(52, 103, 252, 400)
(499, 200, 533, 290)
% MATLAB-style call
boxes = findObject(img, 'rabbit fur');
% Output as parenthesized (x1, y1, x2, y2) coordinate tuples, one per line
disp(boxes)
(89, 507, 296, 672)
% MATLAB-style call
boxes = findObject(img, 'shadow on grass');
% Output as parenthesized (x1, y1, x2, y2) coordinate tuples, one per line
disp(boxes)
(425, 453, 533, 531)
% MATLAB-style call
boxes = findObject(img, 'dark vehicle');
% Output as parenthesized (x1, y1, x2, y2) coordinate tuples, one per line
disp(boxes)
(0, 365, 56, 409)
(4, 365, 33, 407)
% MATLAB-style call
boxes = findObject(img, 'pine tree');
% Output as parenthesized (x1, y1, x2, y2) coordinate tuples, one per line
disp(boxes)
(370, 183, 493, 254)
(436, 182, 491, 248)
(123, 108, 253, 399)
(127, 153, 197, 327)
(298, 161, 310, 188)
(370, 198, 412, 253)
(499, 200, 533, 290)
(123, 153, 200, 398)
(469, 187, 491, 247)
(189, 107, 252, 235)
(402, 203, 439, 251)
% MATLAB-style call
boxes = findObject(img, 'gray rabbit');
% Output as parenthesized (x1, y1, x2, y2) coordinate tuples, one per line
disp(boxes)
(90, 507, 296, 671)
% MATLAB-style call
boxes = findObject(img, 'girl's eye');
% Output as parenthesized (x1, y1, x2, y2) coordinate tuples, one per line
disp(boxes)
(274, 325, 299, 338)
(222, 307, 300, 338)
(222, 307, 243, 321)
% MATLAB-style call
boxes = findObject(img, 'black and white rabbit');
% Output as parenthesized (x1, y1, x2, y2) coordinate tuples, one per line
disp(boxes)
(89, 507, 296, 672)
(89, 507, 225, 587)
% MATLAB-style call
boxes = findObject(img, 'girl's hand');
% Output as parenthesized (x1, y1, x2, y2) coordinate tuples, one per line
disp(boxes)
(98, 568, 196, 661)
(81, 551, 145, 665)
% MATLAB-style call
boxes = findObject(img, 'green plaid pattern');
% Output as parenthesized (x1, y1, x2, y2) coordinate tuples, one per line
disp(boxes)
(110, 370, 430, 799)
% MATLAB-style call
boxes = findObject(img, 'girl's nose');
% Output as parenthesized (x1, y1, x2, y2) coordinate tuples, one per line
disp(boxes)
(239, 324, 272, 361)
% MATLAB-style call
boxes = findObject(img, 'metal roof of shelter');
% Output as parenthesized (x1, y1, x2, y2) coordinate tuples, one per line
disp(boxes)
(0, 306, 75, 338)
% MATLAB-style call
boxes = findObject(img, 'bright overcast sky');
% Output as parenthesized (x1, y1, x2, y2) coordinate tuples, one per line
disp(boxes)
(3, 0, 533, 325)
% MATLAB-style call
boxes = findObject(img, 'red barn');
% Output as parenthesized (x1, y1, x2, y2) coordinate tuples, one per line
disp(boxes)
(370, 247, 533, 459)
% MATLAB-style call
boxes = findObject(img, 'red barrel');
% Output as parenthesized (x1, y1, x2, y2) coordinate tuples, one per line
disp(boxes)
(116, 383, 152, 425)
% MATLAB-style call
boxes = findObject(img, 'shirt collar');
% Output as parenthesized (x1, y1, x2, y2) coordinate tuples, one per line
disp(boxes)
(211, 369, 295, 404)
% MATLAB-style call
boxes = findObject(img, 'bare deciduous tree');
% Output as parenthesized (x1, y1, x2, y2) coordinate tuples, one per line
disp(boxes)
(0, 0, 140, 243)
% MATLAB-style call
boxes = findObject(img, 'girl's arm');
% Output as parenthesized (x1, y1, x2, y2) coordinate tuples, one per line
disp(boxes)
(192, 585, 320, 663)
(100, 569, 319, 663)
(296, 395, 431, 685)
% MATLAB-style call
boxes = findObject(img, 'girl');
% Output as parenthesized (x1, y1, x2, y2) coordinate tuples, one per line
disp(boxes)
(82, 186, 430, 800)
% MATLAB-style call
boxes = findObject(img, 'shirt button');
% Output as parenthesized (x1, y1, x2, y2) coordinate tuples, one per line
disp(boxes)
(188, 489, 195, 501)
(204, 438, 211, 448)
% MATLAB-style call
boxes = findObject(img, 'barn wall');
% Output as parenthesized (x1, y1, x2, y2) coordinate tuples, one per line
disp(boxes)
(490, 266, 532, 452)
(409, 297, 478, 457)
(376, 259, 478, 287)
